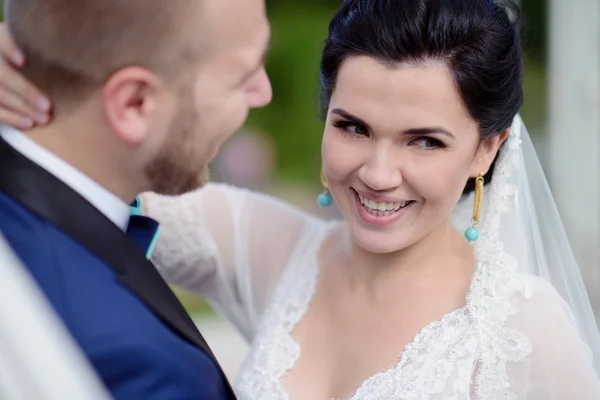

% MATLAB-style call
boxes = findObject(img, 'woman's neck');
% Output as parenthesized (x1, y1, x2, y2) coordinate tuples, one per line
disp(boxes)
(339, 220, 475, 302)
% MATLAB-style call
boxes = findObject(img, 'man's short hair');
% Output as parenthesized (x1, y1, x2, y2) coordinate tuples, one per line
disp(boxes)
(5, 0, 202, 105)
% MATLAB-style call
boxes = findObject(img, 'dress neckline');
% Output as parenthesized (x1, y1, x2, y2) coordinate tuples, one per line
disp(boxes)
(251, 220, 479, 400)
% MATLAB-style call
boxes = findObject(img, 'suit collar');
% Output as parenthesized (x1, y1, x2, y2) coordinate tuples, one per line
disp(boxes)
(0, 137, 215, 355)
(0, 126, 130, 230)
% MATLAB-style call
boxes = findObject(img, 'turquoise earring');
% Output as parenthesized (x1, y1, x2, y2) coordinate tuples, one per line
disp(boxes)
(317, 170, 333, 208)
(464, 173, 484, 242)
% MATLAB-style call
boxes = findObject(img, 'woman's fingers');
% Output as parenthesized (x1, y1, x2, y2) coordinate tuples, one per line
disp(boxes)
(0, 84, 48, 125)
(0, 23, 51, 125)
(0, 57, 50, 116)
(0, 107, 35, 130)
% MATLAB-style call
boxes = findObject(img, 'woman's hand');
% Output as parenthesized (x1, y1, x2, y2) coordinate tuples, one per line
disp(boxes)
(0, 23, 51, 130)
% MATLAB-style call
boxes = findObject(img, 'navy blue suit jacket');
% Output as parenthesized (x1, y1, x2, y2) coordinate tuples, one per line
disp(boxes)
(0, 138, 236, 399)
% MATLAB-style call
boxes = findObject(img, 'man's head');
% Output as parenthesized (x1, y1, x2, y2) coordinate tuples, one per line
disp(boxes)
(5, 0, 272, 198)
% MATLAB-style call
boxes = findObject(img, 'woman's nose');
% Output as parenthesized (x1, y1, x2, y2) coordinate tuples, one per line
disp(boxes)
(358, 155, 402, 192)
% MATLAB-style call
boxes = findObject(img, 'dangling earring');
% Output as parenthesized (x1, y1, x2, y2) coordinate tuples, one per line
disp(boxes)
(464, 172, 484, 242)
(317, 170, 333, 208)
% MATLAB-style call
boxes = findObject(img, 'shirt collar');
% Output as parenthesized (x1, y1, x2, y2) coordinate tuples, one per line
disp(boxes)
(1, 126, 130, 231)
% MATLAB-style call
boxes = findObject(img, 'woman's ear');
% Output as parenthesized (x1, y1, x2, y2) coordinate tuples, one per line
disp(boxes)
(470, 128, 509, 177)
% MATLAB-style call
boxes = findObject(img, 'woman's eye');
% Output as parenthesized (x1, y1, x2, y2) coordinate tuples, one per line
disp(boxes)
(333, 121, 368, 136)
(410, 137, 444, 149)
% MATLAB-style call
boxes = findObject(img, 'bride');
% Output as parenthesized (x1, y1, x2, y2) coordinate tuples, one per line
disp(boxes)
(1, 0, 599, 398)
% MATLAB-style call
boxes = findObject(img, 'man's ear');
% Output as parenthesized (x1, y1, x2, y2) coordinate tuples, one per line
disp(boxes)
(102, 67, 164, 145)
(470, 128, 509, 177)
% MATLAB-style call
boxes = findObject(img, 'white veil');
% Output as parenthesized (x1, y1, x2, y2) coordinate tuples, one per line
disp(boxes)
(503, 116, 600, 374)
(452, 114, 600, 377)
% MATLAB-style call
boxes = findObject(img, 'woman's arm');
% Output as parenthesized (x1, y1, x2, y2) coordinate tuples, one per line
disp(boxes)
(142, 183, 325, 340)
(508, 278, 600, 399)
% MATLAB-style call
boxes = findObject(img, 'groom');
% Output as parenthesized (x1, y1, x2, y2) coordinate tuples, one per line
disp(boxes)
(0, 0, 271, 399)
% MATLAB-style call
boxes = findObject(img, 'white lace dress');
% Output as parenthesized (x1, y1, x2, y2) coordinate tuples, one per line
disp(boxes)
(144, 183, 600, 400)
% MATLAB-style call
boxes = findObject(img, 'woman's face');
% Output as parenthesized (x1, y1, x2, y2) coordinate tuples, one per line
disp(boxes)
(321, 56, 504, 254)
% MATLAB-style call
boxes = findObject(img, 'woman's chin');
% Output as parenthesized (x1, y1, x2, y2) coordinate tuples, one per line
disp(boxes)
(349, 228, 410, 255)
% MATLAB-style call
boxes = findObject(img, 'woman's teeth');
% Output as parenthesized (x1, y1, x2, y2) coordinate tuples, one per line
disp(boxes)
(357, 193, 411, 216)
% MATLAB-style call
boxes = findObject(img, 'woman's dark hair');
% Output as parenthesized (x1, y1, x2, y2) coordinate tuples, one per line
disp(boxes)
(319, 0, 523, 193)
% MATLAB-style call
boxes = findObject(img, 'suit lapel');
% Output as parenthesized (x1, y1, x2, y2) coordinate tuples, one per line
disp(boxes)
(0, 138, 215, 356)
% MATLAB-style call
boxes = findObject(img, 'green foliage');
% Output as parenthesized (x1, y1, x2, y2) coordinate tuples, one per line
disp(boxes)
(521, 57, 547, 133)
(521, 0, 548, 63)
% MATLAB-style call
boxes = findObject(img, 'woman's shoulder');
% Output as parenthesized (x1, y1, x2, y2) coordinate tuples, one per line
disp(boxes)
(287, 219, 345, 263)
(506, 273, 573, 317)
(276, 220, 347, 288)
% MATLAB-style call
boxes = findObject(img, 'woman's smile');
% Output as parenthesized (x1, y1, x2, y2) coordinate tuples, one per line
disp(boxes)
(352, 188, 416, 226)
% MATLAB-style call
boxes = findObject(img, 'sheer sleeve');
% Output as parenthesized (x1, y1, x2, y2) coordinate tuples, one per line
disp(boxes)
(141, 183, 326, 341)
(506, 277, 600, 399)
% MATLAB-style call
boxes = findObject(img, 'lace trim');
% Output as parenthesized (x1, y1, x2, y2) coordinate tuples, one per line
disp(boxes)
(236, 221, 332, 400)
(468, 121, 533, 399)
(345, 307, 476, 400)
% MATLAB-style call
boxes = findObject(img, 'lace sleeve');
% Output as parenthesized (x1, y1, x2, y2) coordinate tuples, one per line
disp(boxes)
(506, 277, 600, 399)
(141, 183, 325, 341)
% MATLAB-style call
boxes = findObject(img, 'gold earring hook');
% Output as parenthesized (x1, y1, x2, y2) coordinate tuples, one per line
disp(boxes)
(320, 170, 328, 190)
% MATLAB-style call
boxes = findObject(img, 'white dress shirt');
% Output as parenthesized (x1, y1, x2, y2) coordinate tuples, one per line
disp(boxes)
(1, 126, 130, 231)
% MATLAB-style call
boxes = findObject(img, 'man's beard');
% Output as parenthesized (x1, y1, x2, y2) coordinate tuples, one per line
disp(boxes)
(144, 87, 209, 196)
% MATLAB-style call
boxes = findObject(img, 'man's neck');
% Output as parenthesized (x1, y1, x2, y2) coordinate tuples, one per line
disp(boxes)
(25, 123, 145, 204)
